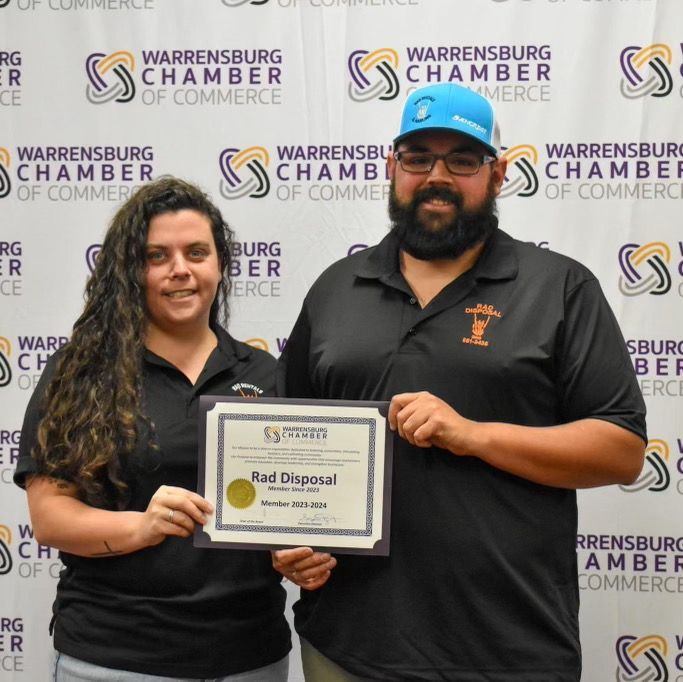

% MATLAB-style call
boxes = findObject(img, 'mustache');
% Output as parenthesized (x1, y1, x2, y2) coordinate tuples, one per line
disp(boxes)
(412, 186, 464, 210)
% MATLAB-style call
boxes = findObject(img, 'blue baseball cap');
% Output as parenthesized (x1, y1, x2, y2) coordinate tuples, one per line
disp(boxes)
(393, 82, 501, 157)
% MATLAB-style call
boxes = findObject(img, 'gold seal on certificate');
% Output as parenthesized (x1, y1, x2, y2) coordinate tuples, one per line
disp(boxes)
(194, 397, 394, 555)
(226, 479, 256, 509)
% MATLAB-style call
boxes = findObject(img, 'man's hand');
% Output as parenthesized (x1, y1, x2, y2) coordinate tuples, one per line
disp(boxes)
(389, 392, 646, 489)
(388, 391, 475, 454)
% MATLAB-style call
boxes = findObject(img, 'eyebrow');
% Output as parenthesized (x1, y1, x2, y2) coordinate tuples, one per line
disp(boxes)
(146, 240, 213, 249)
(401, 143, 479, 154)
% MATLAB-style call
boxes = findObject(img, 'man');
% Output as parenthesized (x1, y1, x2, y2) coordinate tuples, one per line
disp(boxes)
(274, 83, 646, 681)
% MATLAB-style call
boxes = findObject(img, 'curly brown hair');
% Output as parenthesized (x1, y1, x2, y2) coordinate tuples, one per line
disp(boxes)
(33, 177, 234, 508)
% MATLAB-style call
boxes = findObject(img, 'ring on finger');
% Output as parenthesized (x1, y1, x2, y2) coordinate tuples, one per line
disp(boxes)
(168, 509, 175, 524)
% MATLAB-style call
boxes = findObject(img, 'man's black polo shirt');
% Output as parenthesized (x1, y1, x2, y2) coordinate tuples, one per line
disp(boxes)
(278, 228, 646, 681)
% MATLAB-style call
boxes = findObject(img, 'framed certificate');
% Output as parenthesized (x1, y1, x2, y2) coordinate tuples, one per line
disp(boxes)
(194, 396, 393, 555)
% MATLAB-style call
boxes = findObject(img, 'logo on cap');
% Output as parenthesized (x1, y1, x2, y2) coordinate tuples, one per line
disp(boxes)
(412, 96, 434, 123)
(452, 114, 487, 136)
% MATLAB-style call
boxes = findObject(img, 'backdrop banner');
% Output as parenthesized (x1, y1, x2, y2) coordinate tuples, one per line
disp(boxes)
(1, 1, 681, 680)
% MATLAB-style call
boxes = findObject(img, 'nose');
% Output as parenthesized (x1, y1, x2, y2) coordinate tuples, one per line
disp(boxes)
(425, 157, 453, 185)
(169, 253, 190, 278)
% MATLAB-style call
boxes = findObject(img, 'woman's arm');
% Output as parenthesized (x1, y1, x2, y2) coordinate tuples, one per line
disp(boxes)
(26, 476, 213, 557)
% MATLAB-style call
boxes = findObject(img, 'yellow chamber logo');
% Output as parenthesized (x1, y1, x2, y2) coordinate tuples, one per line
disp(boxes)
(618, 242, 671, 296)
(244, 338, 269, 352)
(219, 146, 270, 199)
(0, 336, 12, 387)
(0, 524, 12, 575)
(347, 48, 400, 102)
(619, 439, 669, 493)
(619, 44, 673, 99)
(85, 51, 136, 104)
(498, 144, 539, 198)
(264, 426, 281, 443)
(616, 634, 669, 681)
(0, 147, 11, 199)
(462, 303, 502, 348)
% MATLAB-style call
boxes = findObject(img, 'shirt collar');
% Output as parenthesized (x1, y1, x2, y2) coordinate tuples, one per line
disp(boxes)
(143, 323, 250, 373)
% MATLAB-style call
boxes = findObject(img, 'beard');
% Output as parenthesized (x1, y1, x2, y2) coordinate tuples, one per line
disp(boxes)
(388, 180, 499, 261)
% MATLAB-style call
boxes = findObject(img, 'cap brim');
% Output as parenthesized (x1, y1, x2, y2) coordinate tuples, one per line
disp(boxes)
(393, 126, 498, 158)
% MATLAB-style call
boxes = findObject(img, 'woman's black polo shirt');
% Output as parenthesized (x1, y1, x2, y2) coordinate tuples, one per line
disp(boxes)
(15, 326, 290, 678)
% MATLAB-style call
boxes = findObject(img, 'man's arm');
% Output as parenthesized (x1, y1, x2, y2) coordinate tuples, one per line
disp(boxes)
(389, 392, 645, 489)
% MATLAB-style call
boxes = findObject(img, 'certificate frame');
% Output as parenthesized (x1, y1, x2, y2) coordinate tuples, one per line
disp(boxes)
(194, 396, 393, 555)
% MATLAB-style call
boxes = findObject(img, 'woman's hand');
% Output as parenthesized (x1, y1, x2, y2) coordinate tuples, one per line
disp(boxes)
(271, 547, 337, 591)
(26, 476, 214, 557)
(137, 484, 214, 546)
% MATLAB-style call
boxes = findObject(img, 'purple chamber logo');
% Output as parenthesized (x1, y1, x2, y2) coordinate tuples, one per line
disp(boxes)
(222, 0, 269, 5)
(618, 242, 672, 296)
(620, 439, 670, 493)
(616, 635, 669, 681)
(0, 337, 12, 388)
(348, 48, 400, 102)
(0, 148, 11, 199)
(85, 244, 102, 274)
(620, 44, 673, 99)
(264, 426, 281, 443)
(498, 144, 539, 198)
(86, 51, 136, 104)
(0, 524, 12, 575)
(219, 146, 270, 199)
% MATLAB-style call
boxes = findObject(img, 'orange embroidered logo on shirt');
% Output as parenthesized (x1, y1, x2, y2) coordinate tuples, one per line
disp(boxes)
(462, 303, 502, 347)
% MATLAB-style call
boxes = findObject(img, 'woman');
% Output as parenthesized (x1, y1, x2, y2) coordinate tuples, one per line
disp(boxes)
(14, 177, 292, 681)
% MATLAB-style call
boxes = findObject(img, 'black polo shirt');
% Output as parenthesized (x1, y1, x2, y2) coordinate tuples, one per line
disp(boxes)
(15, 326, 291, 678)
(278, 228, 646, 681)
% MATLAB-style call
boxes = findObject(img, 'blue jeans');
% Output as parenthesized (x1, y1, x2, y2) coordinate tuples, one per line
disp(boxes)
(53, 652, 289, 682)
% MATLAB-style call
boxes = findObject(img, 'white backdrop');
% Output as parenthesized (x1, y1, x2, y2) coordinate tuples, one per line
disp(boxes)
(1, 1, 682, 680)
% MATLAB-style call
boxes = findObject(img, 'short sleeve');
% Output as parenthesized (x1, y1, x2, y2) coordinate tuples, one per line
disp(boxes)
(556, 277, 646, 442)
(13, 352, 60, 488)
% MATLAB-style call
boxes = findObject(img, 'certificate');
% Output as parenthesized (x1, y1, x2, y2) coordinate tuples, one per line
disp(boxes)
(194, 397, 393, 555)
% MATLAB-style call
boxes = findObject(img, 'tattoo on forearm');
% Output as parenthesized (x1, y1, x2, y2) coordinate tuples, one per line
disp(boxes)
(90, 541, 123, 557)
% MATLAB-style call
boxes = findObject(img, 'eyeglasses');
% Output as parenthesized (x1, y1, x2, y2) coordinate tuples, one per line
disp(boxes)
(394, 151, 496, 176)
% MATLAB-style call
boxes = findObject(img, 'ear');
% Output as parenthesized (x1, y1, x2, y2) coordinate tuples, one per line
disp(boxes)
(386, 151, 397, 179)
(490, 157, 508, 195)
